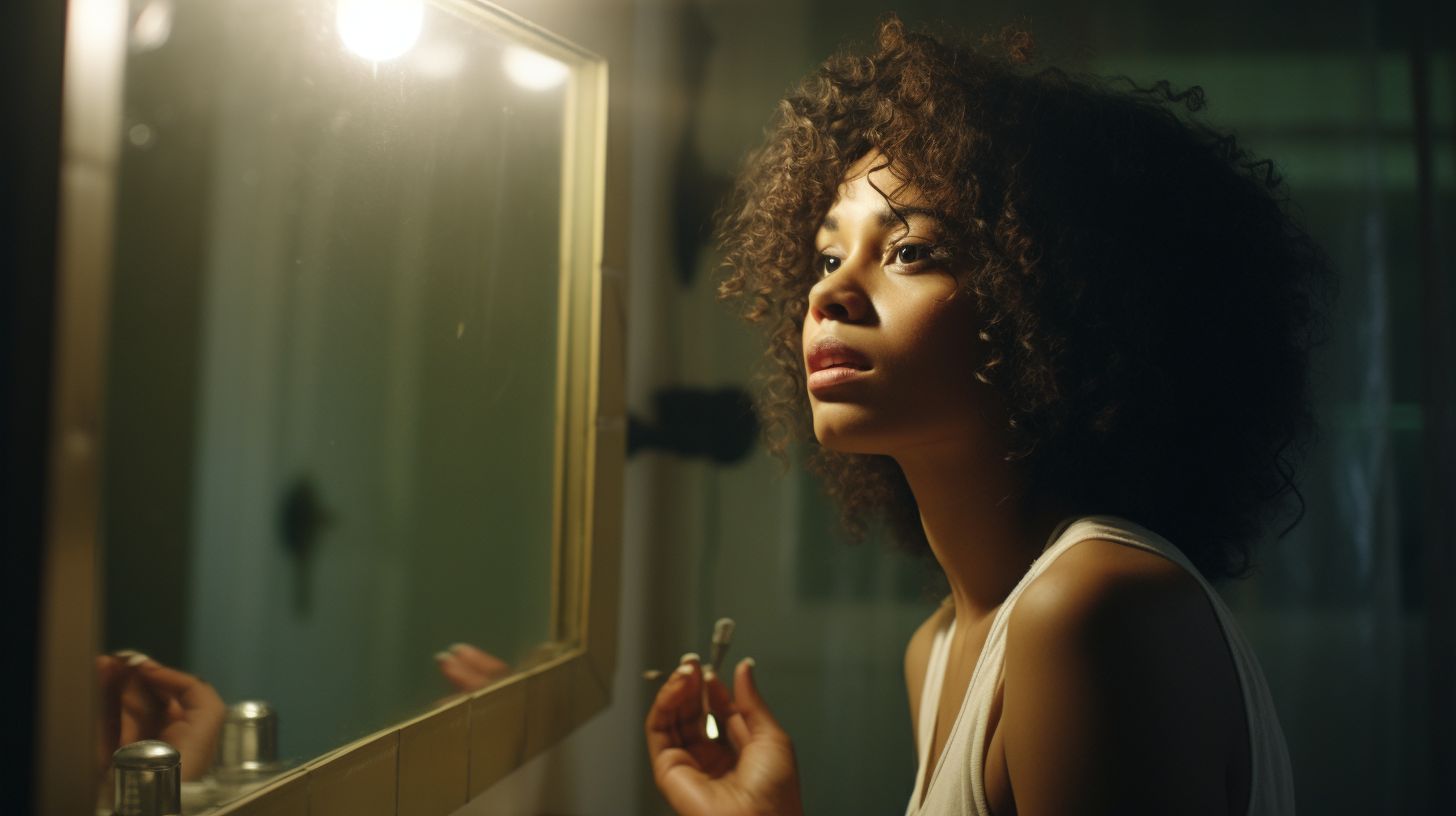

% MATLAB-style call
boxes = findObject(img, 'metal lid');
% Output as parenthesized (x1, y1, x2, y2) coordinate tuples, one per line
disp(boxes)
(218, 699, 279, 771)
(113, 740, 181, 816)
(114, 740, 179, 771)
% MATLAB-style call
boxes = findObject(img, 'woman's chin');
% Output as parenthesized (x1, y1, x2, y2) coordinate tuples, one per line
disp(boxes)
(811, 419, 889, 456)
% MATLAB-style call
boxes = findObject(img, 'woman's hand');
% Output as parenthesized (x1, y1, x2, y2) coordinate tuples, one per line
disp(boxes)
(435, 643, 512, 693)
(645, 655, 804, 816)
(96, 652, 226, 782)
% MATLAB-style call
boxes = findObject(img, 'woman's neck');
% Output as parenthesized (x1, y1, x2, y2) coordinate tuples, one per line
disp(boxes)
(895, 439, 1076, 622)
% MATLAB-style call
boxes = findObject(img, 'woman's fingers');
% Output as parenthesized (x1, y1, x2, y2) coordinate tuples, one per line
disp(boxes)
(95, 656, 128, 764)
(96, 655, 129, 718)
(96, 655, 127, 690)
(645, 656, 704, 756)
(436, 644, 512, 692)
(134, 659, 224, 725)
(675, 656, 708, 745)
(436, 652, 490, 692)
(448, 643, 511, 680)
(127, 659, 224, 779)
(131, 658, 196, 694)
(704, 668, 750, 751)
(731, 658, 785, 738)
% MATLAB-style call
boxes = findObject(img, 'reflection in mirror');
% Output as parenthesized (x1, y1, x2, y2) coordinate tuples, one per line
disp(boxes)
(99, 0, 598, 808)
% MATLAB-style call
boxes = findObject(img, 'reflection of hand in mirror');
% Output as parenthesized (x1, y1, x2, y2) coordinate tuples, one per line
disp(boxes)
(434, 643, 512, 692)
(95, 652, 225, 782)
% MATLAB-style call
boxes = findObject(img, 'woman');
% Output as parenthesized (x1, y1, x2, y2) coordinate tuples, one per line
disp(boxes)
(645, 15, 1331, 816)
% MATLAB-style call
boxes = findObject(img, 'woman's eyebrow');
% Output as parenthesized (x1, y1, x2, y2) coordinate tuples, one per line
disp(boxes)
(819, 206, 943, 234)
(877, 206, 944, 229)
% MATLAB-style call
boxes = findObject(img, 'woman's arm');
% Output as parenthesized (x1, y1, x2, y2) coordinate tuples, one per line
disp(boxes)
(1001, 540, 1244, 816)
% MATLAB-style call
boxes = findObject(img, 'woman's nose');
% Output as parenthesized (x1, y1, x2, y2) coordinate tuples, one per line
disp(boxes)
(807, 268, 870, 324)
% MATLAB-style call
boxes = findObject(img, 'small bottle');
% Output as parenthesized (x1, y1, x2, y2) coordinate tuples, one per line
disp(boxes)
(216, 700, 280, 784)
(113, 740, 181, 816)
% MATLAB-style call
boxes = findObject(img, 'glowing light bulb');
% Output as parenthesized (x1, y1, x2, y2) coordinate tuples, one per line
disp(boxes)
(130, 0, 173, 52)
(503, 45, 567, 91)
(336, 0, 423, 63)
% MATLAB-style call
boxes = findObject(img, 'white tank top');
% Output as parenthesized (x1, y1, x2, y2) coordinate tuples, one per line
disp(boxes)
(904, 515, 1295, 816)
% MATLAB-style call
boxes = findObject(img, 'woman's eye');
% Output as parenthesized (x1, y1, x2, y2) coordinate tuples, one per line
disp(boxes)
(894, 244, 932, 264)
(818, 254, 841, 277)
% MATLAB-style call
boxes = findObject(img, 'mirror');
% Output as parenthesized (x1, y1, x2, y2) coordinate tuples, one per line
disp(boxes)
(96, 0, 604, 804)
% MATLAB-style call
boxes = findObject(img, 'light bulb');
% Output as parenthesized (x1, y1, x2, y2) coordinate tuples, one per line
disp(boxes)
(337, 0, 423, 63)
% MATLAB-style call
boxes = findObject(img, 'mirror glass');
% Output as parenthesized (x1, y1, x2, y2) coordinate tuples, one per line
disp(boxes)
(99, 0, 599, 796)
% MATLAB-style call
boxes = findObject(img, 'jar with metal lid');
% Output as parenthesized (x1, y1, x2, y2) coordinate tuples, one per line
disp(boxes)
(113, 740, 181, 816)
(215, 700, 281, 784)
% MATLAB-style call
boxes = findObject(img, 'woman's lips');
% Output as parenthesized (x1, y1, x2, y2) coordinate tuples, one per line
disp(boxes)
(805, 336, 871, 395)
(807, 365, 868, 394)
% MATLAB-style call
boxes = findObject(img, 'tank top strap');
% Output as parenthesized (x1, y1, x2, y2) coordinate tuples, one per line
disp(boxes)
(907, 614, 957, 814)
(1041, 514, 1203, 572)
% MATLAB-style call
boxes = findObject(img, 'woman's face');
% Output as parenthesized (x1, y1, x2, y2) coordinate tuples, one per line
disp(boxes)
(803, 153, 1003, 457)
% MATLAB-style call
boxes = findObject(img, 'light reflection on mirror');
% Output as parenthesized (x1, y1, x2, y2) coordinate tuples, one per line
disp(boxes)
(337, 0, 425, 62)
(129, 0, 174, 52)
(98, 0, 595, 810)
(503, 45, 567, 90)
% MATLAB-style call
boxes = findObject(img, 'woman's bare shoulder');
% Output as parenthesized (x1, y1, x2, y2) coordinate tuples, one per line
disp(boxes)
(1014, 537, 1207, 628)
(1006, 537, 1218, 671)
(1000, 538, 1241, 812)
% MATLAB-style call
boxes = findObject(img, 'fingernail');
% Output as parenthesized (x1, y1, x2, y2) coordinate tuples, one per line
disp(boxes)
(741, 657, 756, 670)
(114, 649, 141, 659)
(642, 669, 664, 681)
(125, 652, 151, 667)
(433, 651, 452, 662)
(676, 663, 695, 676)
(679, 652, 700, 664)
(449, 643, 469, 653)
(702, 666, 717, 682)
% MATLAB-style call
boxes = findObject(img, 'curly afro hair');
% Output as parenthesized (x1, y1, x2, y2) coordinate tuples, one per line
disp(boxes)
(715, 15, 1336, 581)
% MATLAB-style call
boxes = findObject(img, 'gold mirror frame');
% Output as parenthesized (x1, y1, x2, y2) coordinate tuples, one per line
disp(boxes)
(35, 1, 624, 813)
